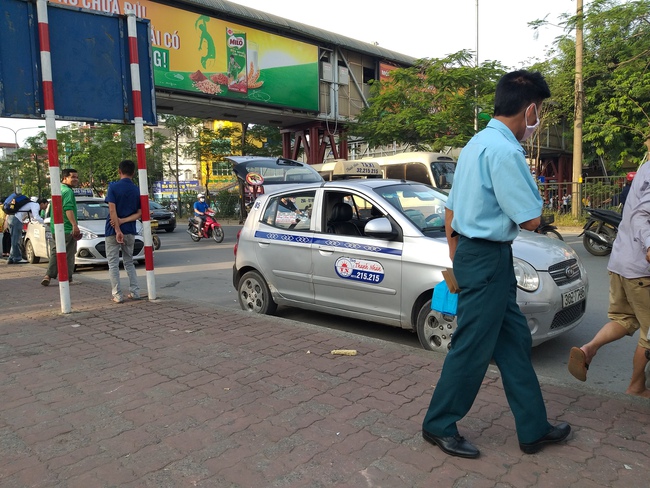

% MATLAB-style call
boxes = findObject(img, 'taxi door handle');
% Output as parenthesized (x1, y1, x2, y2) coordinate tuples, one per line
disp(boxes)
(318, 246, 334, 254)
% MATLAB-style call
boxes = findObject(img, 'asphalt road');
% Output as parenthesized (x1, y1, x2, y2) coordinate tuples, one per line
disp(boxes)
(33, 223, 637, 396)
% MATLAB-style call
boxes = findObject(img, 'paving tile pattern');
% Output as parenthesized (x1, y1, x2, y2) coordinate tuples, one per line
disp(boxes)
(1, 264, 649, 487)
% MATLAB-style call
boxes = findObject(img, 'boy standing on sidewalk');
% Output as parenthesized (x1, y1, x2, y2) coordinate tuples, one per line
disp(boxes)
(105, 160, 142, 303)
(41, 169, 81, 285)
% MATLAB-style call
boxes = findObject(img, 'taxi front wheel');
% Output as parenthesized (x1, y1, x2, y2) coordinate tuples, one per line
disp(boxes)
(238, 270, 278, 315)
(416, 300, 457, 354)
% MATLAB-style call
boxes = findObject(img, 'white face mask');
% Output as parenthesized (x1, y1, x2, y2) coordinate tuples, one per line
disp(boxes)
(521, 103, 540, 141)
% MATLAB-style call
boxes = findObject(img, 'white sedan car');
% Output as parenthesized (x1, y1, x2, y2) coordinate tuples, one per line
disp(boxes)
(24, 197, 145, 269)
(233, 179, 588, 354)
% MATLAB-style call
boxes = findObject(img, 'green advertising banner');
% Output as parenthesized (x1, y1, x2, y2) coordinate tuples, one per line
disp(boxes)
(51, 0, 320, 112)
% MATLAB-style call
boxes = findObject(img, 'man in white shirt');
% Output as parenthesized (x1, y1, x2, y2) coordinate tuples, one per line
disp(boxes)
(7, 197, 48, 264)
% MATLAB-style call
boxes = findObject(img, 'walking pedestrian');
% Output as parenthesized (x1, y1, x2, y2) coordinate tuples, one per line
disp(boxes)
(421, 70, 570, 459)
(0, 199, 11, 258)
(7, 197, 48, 264)
(568, 161, 650, 397)
(620, 171, 636, 210)
(41, 169, 81, 285)
(105, 160, 142, 303)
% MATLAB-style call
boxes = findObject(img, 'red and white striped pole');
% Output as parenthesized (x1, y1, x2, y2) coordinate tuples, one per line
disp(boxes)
(36, 0, 71, 313)
(126, 9, 156, 299)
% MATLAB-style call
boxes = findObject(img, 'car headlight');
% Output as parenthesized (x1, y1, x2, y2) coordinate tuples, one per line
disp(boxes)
(80, 229, 97, 240)
(513, 257, 539, 292)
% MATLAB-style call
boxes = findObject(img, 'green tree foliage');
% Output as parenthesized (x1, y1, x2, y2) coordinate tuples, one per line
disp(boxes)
(349, 51, 507, 151)
(583, 0, 650, 166)
(14, 133, 48, 198)
(242, 123, 283, 156)
(184, 124, 240, 194)
(0, 156, 17, 197)
(534, 0, 650, 170)
(158, 114, 202, 217)
(57, 124, 136, 192)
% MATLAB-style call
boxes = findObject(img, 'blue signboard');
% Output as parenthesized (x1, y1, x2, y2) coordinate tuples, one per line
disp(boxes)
(152, 180, 200, 193)
(0, 0, 156, 125)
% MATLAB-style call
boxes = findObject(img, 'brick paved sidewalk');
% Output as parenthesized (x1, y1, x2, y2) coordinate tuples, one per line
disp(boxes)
(1, 262, 649, 487)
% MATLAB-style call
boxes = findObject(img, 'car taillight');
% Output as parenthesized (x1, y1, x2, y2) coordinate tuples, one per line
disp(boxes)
(234, 229, 241, 256)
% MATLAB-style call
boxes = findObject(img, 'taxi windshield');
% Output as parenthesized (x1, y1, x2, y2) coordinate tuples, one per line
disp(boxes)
(375, 183, 447, 233)
(77, 202, 110, 221)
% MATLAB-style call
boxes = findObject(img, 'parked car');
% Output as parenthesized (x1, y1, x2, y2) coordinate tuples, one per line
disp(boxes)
(23, 197, 145, 269)
(149, 201, 176, 232)
(233, 179, 589, 354)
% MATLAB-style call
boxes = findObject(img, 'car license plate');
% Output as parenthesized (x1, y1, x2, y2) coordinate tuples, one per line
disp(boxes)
(562, 286, 586, 308)
(158, 220, 168, 225)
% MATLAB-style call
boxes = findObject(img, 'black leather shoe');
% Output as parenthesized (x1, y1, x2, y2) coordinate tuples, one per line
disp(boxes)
(519, 422, 571, 454)
(422, 430, 480, 459)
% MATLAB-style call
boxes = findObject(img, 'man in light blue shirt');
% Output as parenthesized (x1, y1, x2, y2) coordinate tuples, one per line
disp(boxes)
(422, 70, 570, 459)
(445, 117, 543, 243)
(569, 160, 650, 397)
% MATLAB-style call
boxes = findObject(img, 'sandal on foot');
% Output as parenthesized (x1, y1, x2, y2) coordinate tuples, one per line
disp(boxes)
(41, 277, 50, 286)
(112, 296, 124, 304)
(127, 294, 143, 300)
(568, 347, 589, 381)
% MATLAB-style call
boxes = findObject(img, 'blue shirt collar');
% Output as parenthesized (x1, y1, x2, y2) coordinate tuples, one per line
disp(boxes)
(486, 118, 525, 154)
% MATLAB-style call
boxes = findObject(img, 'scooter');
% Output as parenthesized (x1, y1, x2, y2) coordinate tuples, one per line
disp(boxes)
(137, 219, 160, 250)
(151, 219, 161, 250)
(187, 208, 224, 243)
(536, 213, 563, 240)
(579, 207, 621, 256)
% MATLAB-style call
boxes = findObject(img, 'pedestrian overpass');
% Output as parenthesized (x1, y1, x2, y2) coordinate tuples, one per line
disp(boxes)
(50, 0, 416, 163)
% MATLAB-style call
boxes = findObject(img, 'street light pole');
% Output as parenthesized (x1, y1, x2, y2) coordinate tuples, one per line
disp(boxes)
(474, 0, 479, 133)
(572, 0, 584, 218)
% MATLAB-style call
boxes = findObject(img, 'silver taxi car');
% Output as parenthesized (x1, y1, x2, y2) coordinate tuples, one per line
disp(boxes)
(233, 179, 588, 354)
(24, 197, 145, 268)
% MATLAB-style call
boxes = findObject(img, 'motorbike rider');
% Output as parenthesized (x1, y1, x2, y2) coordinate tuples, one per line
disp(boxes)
(193, 193, 209, 236)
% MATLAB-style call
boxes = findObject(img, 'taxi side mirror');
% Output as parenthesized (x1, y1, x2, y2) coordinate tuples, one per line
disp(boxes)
(364, 217, 398, 240)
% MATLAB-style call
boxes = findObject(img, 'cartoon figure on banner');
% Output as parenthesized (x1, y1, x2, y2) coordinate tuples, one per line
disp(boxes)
(195, 15, 215, 69)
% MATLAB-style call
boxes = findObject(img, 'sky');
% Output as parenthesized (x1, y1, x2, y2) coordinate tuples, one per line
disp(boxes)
(1, 0, 582, 145)
(230, 0, 580, 65)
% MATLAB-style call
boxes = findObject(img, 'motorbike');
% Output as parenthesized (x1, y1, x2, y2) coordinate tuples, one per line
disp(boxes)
(536, 213, 563, 240)
(187, 208, 224, 243)
(579, 207, 621, 256)
(151, 219, 161, 250)
(137, 219, 160, 250)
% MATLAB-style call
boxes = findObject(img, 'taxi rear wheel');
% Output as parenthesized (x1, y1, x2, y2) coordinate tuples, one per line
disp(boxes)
(238, 270, 277, 315)
(416, 300, 456, 354)
(25, 240, 40, 264)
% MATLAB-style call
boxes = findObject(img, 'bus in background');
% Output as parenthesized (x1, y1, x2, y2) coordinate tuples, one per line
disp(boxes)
(354, 152, 456, 190)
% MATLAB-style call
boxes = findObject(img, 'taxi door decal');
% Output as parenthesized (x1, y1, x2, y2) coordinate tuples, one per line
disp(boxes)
(335, 256, 385, 284)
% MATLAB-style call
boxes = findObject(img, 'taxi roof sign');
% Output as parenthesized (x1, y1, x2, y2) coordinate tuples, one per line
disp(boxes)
(313, 159, 382, 180)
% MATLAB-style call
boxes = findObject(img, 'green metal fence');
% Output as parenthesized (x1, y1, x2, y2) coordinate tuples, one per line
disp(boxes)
(538, 176, 625, 215)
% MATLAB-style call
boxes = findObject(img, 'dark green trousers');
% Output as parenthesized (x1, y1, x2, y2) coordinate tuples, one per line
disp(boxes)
(422, 236, 551, 444)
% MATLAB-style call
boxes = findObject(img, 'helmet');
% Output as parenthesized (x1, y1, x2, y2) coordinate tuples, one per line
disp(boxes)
(197, 193, 205, 199)
(626, 172, 636, 182)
